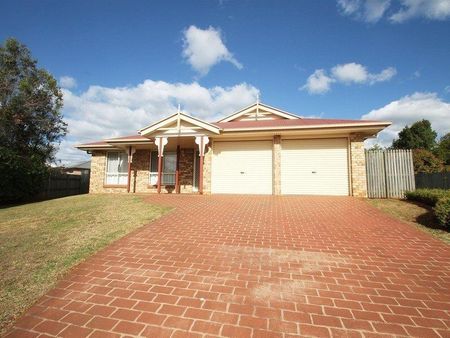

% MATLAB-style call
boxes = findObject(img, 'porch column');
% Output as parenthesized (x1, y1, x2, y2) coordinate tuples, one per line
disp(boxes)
(195, 136, 209, 195)
(156, 137, 168, 194)
(127, 146, 135, 193)
(175, 145, 181, 194)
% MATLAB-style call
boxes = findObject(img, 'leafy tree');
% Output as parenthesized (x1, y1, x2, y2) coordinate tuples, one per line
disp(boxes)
(369, 144, 384, 151)
(412, 149, 444, 174)
(392, 119, 437, 151)
(436, 133, 450, 165)
(0, 38, 66, 202)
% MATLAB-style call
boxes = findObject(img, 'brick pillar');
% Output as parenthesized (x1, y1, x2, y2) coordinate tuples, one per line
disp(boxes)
(350, 134, 368, 197)
(273, 135, 281, 195)
(89, 151, 106, 193)
(202, 143, 212, 194)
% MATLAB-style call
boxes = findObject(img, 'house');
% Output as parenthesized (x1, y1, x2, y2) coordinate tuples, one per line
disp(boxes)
(76, 102, 390, 197)
(62, 160, 91, 176)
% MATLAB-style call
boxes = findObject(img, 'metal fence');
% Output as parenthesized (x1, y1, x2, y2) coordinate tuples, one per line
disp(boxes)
(415, 172, 450, 189)
(37, 171, 90, 200)
(365, 149, 415, 198)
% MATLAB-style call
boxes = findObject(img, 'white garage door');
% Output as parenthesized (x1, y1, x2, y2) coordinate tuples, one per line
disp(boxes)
(281, 138, 349, 195)
(212, 141, 272, 194)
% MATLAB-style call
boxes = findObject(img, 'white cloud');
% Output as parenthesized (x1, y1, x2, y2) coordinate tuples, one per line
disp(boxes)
(337, 0, 450, 23)
(300, 69, 335, 94)
(390, 0, 450, 22)
(302, 63, 396, 94)
(55, 79, 259, 164)
(362, 92, 450, 148)
(338, 0, 391, 22)
(59, 76, 77, 89)
(182, 25, 242, 75)
(445, 85, 450, 93)
(332, 63, 368, 83)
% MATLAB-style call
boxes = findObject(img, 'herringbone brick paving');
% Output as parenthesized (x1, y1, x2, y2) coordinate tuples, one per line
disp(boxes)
(6, 195, 450, 337)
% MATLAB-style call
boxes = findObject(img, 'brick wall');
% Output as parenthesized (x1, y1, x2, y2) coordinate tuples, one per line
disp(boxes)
(131, 150, 150, 193)
(179, 148, 194, 193)
(89, 151, 127, 193)
(350, 134, 368, 197)
(203, 143, 212, 194)
(272, 135, 281, 195)
(89, 148, 197, 194)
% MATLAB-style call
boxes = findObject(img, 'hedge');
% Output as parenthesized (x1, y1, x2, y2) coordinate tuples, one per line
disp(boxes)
(434, 197, 450, 229)
(405, 189, 450, 229)
(404, 189, 450, 207)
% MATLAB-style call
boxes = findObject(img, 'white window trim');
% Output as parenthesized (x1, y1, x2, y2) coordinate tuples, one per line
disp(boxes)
(149, 151, 177, 186)
(105, 151, 128, 186)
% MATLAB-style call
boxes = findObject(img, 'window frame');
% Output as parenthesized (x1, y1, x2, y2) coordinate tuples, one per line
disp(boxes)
(104, 151, 128, 186)
(149, 151, 177, 186)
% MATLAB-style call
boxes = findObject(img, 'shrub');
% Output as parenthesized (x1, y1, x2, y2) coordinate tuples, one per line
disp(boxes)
(405, 189, 450, 206)
(434, 197, 450, 229)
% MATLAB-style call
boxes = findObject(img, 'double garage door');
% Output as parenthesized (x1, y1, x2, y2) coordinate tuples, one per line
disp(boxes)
(211, 138, 349, 195)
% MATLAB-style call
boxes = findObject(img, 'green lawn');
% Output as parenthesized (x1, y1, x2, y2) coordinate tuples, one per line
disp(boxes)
(367, 198, 450, 244)
(0, 194, 169, 335)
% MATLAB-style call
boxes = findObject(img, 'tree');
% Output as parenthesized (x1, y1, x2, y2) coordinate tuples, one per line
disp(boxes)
(412, 149, 444, 173)
(369, 144, 384, 151)
(0, 38, 67, 202)
(436, 133, 450, 165)
(392, 119, 437, 151)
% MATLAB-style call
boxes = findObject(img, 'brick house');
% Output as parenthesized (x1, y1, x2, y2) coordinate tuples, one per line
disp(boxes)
(76, 102, 390, 197)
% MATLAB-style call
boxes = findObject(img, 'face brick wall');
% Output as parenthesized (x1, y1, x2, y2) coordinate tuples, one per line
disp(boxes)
(131, 150, 151, 193)
(350, 134, 368, 197)
(272, 135, 281, 195)
(203, 143, 212, 194)
(89, 151, 127, 193)
(89, 149, 198, 194)
(89, 136, 368, 197)
(179, 148, 194, 193)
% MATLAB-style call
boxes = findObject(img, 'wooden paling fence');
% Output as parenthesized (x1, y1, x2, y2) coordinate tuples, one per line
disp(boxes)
(365, 149, 415, 198)
(37, 171, 90, 200)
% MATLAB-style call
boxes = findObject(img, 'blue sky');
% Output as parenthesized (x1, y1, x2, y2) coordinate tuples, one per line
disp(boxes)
(1, 0, 449, 163)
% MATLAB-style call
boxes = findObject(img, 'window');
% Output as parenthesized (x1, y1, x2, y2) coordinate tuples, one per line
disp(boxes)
(149, 151, 176, 185)
(105, 152, 128, 185)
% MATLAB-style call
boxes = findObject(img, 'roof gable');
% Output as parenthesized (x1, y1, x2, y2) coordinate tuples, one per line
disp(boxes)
(217, 102, 300, 123)
(139, 112, 221, 136)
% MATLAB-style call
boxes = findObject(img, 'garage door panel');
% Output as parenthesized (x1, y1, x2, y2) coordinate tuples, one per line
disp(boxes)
(212, 141, 272, 194)
(281, 138, 349, 196)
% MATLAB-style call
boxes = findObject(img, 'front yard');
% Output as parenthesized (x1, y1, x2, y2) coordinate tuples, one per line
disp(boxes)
(367, 198, 450, 244)
(0, 194, 169, 335)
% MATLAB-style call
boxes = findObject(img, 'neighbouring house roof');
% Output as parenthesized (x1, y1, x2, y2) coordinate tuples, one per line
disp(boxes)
(75, 102, 391, 151)
(65, 160, 91, 170)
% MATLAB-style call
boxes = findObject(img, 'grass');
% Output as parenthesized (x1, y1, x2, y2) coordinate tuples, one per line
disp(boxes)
(367, 198, 450, 244)
(0, 194, 169, 335)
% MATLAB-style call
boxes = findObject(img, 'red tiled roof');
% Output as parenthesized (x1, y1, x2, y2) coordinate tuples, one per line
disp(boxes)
(77, 140, 110, 147)
(77, 135, 150, 148)
(106, 134, 149, 141)
(213, 118, 386, 130)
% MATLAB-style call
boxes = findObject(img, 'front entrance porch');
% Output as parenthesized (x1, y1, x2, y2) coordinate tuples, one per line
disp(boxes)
(128, 135, 209, 194)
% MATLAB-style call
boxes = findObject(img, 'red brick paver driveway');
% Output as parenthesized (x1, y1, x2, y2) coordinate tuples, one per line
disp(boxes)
(7, 195, 450, 338)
